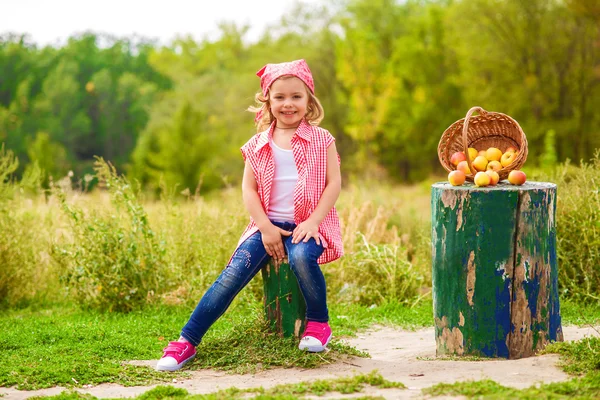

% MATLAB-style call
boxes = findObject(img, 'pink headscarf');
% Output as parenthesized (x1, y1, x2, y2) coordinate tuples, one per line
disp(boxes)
(254, 59, 315, 124)
(256, 59, 315, 97)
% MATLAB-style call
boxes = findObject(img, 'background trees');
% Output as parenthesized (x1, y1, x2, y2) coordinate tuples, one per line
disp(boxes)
(1, 0, 598, 192)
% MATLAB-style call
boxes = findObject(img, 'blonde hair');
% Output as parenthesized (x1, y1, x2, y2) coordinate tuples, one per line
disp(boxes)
(247, 75, 324, 132)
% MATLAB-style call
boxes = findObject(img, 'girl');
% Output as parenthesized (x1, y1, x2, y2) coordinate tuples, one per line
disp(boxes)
(157, 59, 343, 372)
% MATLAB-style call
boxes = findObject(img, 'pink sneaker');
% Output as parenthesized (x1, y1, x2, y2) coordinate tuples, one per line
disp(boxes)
(299, 321, 332, 352)
(156, 341, 196, 371)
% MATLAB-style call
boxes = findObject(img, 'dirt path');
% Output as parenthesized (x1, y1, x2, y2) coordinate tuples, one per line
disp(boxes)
(2, 325, 598, 400)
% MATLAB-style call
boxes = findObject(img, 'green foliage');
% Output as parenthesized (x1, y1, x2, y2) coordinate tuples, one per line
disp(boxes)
(540, 129, 558, 169)
(26, 131, 70, 185)
(3, 2, 600, 187)
(534, 153, 600, 304)
(53, 158, 178, 312)
(0, 146, 53, 309)
(545, 336, 600, 376)
(338, 234, 424, 305)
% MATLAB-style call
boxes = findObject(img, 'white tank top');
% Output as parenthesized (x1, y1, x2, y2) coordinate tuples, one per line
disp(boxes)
(267, 140, 298, 222)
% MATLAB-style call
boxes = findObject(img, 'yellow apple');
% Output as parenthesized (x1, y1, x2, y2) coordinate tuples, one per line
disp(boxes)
(485, 170, 500, 186)
(508, 170, 527, 185)
(450, 151, 467, 167)
(457, 160, 471, 175)
(505, 146, 517, 153)
(448, 170, 466, 186)
(486, 147, 503, 162)
(501, 151, 517, 167)
(487, 160, 502, 172)
(472, 155, 488, 172)
(468, 147, 478, 161)
(478, 150, 487, 157)
(474, 171, 491, 187)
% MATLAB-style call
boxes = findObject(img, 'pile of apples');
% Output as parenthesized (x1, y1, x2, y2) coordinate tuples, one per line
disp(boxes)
(447, 146, 527, 187)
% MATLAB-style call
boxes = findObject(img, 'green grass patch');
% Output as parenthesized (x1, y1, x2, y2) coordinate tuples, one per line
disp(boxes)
(560, 300, 600, 327)
(330, 298, 432, 337)
(30, 371, 403, 399)
(4, 293, 411, 390)
(423, 373, 600, 399)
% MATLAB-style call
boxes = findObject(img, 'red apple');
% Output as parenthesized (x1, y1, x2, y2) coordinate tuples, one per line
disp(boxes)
(508, 170, 527, 185)
(485, 170, 500, 186)
(448, 170, 466, 186)
(487, 160, 502, 172)
(457, 160, 471, 175)
(450, 151, 467, 167)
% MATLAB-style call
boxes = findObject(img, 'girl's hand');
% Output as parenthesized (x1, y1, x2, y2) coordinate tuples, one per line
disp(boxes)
(261, 224, 292, 261)
(292, 220, 321, 245)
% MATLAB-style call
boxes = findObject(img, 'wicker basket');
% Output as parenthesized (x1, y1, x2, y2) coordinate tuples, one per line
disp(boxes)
(438, 106, 528, 181)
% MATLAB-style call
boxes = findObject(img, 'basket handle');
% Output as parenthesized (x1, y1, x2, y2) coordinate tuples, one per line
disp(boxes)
(463, 106, 488, 176)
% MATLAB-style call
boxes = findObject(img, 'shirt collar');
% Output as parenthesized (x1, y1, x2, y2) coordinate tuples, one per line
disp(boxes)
(254, 119, 312, 153)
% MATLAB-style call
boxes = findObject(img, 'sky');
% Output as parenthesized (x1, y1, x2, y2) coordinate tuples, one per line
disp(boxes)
(1, 0, 323, 46)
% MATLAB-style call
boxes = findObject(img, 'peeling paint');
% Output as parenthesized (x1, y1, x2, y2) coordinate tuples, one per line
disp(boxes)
(432, 183, 561, 359)
(435, 316, 465, 356)
(466, 251, 476, 306)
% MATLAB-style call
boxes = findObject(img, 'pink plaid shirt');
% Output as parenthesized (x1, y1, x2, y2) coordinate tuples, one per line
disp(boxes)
(236, 119, 343, 264)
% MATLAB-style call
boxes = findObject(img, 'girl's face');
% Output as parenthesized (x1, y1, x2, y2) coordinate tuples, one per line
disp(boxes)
(269, 77, 309, 129)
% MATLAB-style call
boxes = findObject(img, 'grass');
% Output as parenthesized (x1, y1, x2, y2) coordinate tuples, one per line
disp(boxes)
(28, 371, 404, 399)
(0, 293, 434, 391)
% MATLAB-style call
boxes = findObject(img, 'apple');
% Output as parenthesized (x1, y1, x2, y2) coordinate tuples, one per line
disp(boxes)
(508, 170, 527, 185)
(448, 170, 466, 186)
(485, 170, 500, 186)
(468, 147, 478, 162)
(486, 147, 503, 162)
(474, 171, 491, 187)
(450, 151, 467, 167)
(472, 155, 489, 172)
(487, 160, 502, 172)
(501, 151, 517, 167)
(457, 160, 471, 175)
(478, 150, 487, 157)
(505, 146, 517, 153)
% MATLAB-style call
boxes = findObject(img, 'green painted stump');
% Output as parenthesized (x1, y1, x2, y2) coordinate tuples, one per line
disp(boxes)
(261, 259, 306, 338)
(431, 181, 563, 359)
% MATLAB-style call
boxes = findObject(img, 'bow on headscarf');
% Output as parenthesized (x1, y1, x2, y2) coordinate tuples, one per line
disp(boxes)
(254, 59, 315, 123)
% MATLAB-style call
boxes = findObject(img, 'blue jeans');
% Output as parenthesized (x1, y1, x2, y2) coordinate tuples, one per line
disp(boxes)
(180, 221, 328, 346)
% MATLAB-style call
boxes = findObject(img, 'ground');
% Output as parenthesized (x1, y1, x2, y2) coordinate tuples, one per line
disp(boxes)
(1, 325, 598, 400)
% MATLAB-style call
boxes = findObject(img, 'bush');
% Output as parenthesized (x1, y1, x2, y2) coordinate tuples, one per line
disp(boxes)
(53, 158, 178, 312)
(331, 233, 425, 305)
(0, 146, 53, 309)
(535, 152, 600, 304)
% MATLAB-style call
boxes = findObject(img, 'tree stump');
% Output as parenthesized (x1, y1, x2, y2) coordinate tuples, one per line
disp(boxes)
(261, 259, 306, 338)
(431, 181, 563, 359)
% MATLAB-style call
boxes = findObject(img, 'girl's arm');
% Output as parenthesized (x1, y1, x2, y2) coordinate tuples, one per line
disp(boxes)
(292, 142, 342, 244)
(242, 160, 290, 260)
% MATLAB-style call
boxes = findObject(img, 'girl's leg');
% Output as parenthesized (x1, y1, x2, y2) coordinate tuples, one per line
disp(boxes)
(180, 231, 270, 346)
(284, 236, 328, 322)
